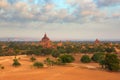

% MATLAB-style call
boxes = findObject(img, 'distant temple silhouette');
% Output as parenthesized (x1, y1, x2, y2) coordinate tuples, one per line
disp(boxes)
(94, 38, 100, 44)
(39, 33, 63, 48)
(39, 33, 52, 48)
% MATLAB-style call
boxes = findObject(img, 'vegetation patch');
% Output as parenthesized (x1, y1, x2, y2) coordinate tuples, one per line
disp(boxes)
(30, 56, 36, 62)
(81, 55, 91, 63)
(91, 52, 105, 63)
(12, 57, 21, 67)
(33, 62, 44, 68)
(103, 54, 120, 71)
(44, 58, 55, 66)
(58, 54, 75, 63)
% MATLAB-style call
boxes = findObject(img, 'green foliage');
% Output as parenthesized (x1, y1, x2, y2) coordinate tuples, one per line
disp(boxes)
(52, 50, 60, 58)
(57, 46, 66, 53)
(12, 58, 21, 67)
(99, 59, 106, 68)
(41, 48, 53, 55)
(80, 55, 91, 63)
(105, 47, 115, 53)
(65, 46, 73, 53)
(58, 54, 75, 63)
(104, 54, 120, 71)
(30, 56, 36, 62)
(44, 58, 55, 66)
(0, 41, 117, 56)
(33, 62, 44, 68)
(26, 50, 35, 55)
(91, 52, 105, 63)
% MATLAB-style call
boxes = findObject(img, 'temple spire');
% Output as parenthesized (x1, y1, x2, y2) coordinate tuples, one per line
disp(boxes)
(40, 33, 51, 48)
(95, 38, 100, 44)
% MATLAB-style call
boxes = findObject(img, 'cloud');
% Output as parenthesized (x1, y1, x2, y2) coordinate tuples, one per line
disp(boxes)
(97, 0, 120, 6)
(113, 13, 120, 18)
(0, 0, 9, 8)
(0, 0, 119, 23)
(0, 0, 120, 40)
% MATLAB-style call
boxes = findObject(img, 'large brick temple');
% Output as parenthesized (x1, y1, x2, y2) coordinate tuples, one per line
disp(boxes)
(94, 38, 100, 44)
(39, 33, 52, 48)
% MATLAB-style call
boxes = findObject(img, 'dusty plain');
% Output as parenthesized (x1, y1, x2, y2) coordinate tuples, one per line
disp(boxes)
(0, 54, 120, 80)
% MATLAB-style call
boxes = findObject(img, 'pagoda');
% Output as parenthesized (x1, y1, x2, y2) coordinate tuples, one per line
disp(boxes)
(94, 38, 100, 44)
(39, 33, 52, 48)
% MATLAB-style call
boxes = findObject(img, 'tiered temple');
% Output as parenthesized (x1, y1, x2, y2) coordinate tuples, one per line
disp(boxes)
(94, 38, 100, 44)
(39, 33, 52, 48)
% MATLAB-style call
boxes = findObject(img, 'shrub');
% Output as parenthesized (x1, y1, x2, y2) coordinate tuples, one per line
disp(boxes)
(58, 54, 75, 63)
(0, 64, 4, 69)
(12, 58, 21, 67)
(52, 50, 60, 58)
(55, 58, 66, 65)
(44, 58, 55, 66)
(81, 55, 91, 63)
(91, 52, 105, 63)
(41, 48, 53, 55)
(33, 62, 44, 68)
(104, 54, 120, 71)
(30, 56, 36, 62)
(1, 66, 4, 69)
(99, 59, 106, 68)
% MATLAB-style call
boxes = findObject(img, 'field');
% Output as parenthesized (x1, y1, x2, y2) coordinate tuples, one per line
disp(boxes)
(0, 55, 120, 80)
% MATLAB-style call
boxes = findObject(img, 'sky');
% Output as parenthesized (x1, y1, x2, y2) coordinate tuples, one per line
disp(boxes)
(0, 0, 120, 41)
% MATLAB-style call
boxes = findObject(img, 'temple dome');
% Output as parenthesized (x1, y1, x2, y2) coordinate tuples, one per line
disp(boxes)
(41, 33, 50, 41)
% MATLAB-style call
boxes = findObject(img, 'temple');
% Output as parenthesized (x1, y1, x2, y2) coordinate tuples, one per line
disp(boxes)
(94, 38, 100, 44)
(39, 33, 52, 48)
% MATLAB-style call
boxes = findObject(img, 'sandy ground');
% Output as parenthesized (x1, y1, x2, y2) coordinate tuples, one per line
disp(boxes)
(0, 55, 120, 80)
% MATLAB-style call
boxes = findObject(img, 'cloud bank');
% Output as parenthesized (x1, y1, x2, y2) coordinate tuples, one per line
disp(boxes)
(0, 0, 119, 23)
(0, 0, 120, 40)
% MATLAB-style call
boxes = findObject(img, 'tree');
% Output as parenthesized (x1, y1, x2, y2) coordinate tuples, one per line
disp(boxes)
(105, 47, 115, 53)
(58, 54, 75, 63)
(65, 46, 74, 53)
(12, 58, 21, 67)
(33, 62, 44, 68)
(80, 55, 91, 63)
(99, 59, 106, 68)
(30, 56, 36, 62)
(52, 50, 60, 58)
(44, 58, 55, 66)
(41, 48, 53, 55)
(0, 46, 2, 53)
(91, 52, 105, 63)
(104, 54, 120, 71)
(14, 49, 20, 55)
(26, 50, 34, 55)
(57, 46, 66, 53)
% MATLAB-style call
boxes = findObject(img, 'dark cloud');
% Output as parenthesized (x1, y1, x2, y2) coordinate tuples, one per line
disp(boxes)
(97, 0, 120, 6)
